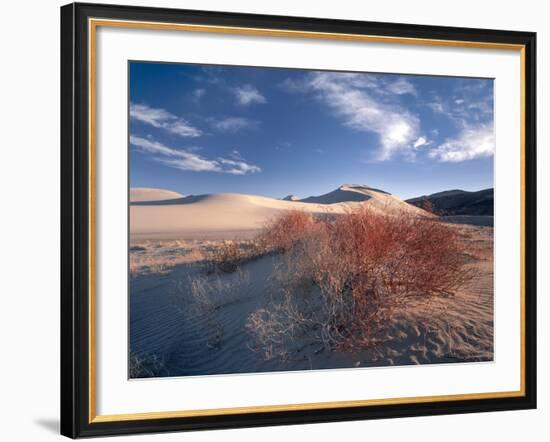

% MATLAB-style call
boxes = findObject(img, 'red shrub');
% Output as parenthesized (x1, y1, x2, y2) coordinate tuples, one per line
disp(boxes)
(258, 210, 317, 253)
(248, 207, 471, 356)
(328, 207, 468, 298)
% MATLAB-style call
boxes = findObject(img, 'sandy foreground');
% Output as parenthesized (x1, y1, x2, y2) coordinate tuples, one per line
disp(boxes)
(128, 186, 493, 376)
(129, 222, 493, 376)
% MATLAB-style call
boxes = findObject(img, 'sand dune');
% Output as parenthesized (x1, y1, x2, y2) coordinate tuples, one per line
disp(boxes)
(130, 184, 429, 239)
(130, 187, 185, 203)
(300, 184, 390, 204)
(129, 186, 492, 377)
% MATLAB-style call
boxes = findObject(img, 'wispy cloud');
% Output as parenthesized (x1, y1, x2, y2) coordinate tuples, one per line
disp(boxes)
(429, 124, 494, 162)
(413, 136, 429, 149)
(192, 69, 266, 107)
(130, 103, 202, 137)
(275, 141, 292, 152)
(130, 135, 261, 175)
(282, 73, 494, 163)
(192, 88, 206, 101)
(188, 66, 227, 86)
(426, 80, 493, 126)
(426, 79, 494, 162)
(218, 158, 262, 175)
(233, 85, 266, 106)
(212, 117, 259, 133)
(387, 77, 417, 96)
(302, 72, 422, 160)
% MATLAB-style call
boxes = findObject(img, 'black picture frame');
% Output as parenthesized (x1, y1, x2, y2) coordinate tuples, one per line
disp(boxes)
(61, 2, 537, 438)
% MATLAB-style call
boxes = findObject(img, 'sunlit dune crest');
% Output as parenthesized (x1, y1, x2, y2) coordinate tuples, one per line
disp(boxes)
(130, 187, 185, 203)
(130, 184, 430, 240)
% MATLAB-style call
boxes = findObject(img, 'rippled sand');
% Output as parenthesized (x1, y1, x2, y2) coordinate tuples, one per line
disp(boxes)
(129, 224, 493, 378)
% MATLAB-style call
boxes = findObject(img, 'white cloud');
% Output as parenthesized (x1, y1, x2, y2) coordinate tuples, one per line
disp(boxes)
(284, 73, 494, 163)
(413, 136, 429, 149)
(429, 124, 494, 162)
(424, 80, 494, 162)
(129, 135, 178, 156)
(278, 77, 303, 93)
(387, 77, 417, 96)
(426, 98, 445, 114)
(130, 135, 261, 174)
(233, 85, 266, 106)
(305, 72, 421, 160)
(228, 150, 243, 160)
(218, 158, 262, 175)
(159, 154, 222, 173)
(426, 82, 493, 127)
(130, 103, 202, 137)
(212, 117, 258, 133)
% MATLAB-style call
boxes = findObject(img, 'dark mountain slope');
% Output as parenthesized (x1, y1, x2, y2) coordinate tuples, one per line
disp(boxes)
(406, 188, 493, 216)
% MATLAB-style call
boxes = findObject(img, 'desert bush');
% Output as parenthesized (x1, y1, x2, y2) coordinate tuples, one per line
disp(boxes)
(247, 289, 307, 361)
(205, 240, 260, 273)
(129, 240, 206, 276)
(418, 199, 439, 215)
(129, 352, 168, 378)
(175, 268, 251, 350)
(247, 207, 472, 357)
(257, 210, 317, 253)
(208, 241, 244, 273)
(203, 211, 317, 274)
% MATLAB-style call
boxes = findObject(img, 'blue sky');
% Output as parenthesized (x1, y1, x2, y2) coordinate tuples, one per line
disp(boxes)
(129, 62, 494, 200)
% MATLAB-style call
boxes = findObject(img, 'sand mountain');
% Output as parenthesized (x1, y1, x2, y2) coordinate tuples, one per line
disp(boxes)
(300, 184, 391, 204)
(130, 184, 428, 239)
(130, 187, 184, 203)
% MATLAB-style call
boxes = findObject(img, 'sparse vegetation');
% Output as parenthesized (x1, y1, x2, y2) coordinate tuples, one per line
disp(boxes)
(200, 211, 318, 274)
(257, 210, 317, 253)
(204, 240, 259, 273)
(182, 268, 251, 350)
(129, 352, 168, 378)
(129, 240, 207, 276)
(417, 199, 439, 215)
(131, 208, 480, 368)
(247, 207, 472, 359)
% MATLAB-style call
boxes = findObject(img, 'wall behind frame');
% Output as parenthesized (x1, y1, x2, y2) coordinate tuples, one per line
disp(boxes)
(0, 0, 545, 441)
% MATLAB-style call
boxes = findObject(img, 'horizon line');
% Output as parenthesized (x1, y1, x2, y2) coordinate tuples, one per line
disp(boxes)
(129, 183, 494, 201)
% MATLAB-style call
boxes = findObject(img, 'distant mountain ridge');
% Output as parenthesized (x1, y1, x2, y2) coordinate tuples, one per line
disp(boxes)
(406, 188, 493, 216)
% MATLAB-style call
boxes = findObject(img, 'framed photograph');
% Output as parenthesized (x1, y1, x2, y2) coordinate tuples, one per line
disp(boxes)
(60, 2, 536, 438)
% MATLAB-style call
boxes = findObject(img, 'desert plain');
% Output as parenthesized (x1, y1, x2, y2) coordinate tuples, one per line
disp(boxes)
(129, 184, 493, 378)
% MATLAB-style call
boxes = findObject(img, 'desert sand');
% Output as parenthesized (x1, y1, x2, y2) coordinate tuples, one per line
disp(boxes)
(129, 224, 493, 376)
(130, 184, 428, 240)
(129, 185, 493, 377)
(130, 187, 184, 203)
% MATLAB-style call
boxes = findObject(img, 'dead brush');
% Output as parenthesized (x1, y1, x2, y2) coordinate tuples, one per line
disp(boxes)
(257, 210, 317, 253)
(209, 241, 243, 273)
(205, 240, 263, 273)
(203, 211, 318, 274)
(247, 206, 473, 357)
